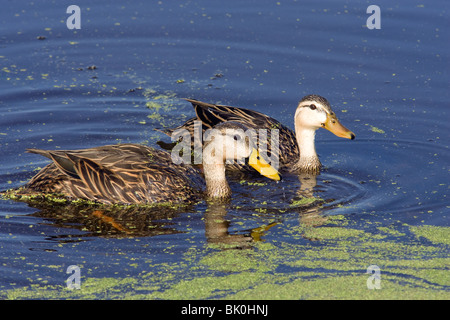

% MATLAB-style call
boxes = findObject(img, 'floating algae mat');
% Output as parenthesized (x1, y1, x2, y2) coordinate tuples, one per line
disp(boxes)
(2, 214, 448, 300)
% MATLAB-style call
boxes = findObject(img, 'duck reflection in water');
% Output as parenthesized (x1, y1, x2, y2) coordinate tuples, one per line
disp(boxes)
(21, 173, 328, 246)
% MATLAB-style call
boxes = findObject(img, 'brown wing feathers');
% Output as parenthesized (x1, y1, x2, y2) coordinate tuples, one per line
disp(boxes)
(20, 144, 203, 204)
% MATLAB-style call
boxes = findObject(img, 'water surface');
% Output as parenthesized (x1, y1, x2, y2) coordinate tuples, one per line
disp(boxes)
(0, 0, 448, 299)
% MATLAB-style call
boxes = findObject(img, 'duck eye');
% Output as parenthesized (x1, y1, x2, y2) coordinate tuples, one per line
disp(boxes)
(234, 135, 241, 141)
(309, 104, 317, 110)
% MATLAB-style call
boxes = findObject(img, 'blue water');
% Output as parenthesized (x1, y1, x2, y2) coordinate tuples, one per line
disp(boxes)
(0, 0, 449, 294)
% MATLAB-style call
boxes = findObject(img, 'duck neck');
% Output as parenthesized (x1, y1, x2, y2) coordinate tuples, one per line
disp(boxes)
(295, 126, 321, 173)
(202, 159, 232, 200)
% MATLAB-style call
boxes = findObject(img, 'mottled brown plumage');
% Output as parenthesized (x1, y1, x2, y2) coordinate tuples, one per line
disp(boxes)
(13, 123, 280, 205)
(158, 99, 296, 172)
(18, 144, 204, 205)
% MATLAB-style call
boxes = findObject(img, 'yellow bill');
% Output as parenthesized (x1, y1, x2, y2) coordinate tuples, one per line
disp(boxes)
(248, 148, 281, 181)
(323, 113, 356, 140)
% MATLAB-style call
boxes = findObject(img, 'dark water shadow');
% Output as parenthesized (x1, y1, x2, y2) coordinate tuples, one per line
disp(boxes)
(26, 200, 190, 240)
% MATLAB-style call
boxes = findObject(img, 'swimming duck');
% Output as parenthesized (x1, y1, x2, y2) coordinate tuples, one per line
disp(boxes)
(157, 95, 355, 173)
(13, 122, 280, 205)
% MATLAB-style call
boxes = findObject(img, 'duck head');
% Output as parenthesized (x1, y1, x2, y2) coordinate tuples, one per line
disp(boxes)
(203, 122, 281, 181)
(294, 94, 355, 140)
